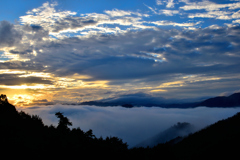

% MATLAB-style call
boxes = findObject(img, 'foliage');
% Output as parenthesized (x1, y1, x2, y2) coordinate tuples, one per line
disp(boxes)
(0, 94, 8, 104)
(55, 112, 72, 131)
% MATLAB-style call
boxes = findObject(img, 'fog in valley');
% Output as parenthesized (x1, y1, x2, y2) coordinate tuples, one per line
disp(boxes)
(20, 105, 240, 148)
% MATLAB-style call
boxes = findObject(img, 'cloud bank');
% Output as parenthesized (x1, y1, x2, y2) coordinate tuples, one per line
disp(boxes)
(21, 105, 240, 148)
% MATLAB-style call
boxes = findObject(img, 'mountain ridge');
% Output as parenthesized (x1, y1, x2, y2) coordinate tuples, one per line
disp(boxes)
(80, 92, 240, 108)
(198, 92, 240, 107)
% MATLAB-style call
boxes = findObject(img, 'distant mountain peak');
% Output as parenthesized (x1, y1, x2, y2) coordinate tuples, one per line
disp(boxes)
(198, 92, 240, 107)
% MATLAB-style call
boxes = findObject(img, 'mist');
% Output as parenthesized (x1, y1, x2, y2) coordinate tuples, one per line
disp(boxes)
(20, 105, 240, 148)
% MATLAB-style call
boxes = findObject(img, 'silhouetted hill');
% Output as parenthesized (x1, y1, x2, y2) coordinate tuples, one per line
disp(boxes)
(174, 112, 240, 159)
(0, 95, 128, 159)
(135, 122, 195, 148)
(81, 92, 240, 108)
(80, 92, 168, 107)
(80, 92, 199, 108)
(198, 92, 240, 107)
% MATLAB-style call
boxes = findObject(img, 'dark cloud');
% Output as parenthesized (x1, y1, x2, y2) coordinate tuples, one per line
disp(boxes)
(40, 27, 238, 74)
(22, 24, 49, 41)
(9, 49, 33, 55)
(0, 21, 22, 47)
(32, 99, 48, 103)
(2, 16, 240, 98)
(0, 74, 52, 85)
(0, 61, 45, 71)
(31, 99, 55, 106)
(30, 25, 43, 31)
(19, 25, 237, 101)
(51, 17, 98, 33)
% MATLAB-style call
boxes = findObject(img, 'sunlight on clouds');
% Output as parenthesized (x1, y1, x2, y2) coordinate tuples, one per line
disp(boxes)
(54, 78, 83, 89)
(8, 93, 51, 107)
(158, 81, 185, 88)
(0, 69, 109, 90)
(69, 73, 92, 80)
(0, 49, 31, 62)
(0, 84, 47, 89)
(104, 9, 149, 17)
(150, 89, 167, 92)
(0, 69, 53, 79)
(104, 9, 133, 17)
(1, 0, 240, 106)
(82, 81, 110, 88)
(0, 68, 111, 106)
(160, 10, 180, 16)
(0, 49, 20, 62)
(151, 20, 201, 27)
(18, 72, 52, 78)
(156, 76, 221, 89)
(11, 94, 35, 106)
(0, 69, 26, 74)
(20, 2, 77, 34)
(180, 1, 240, 11)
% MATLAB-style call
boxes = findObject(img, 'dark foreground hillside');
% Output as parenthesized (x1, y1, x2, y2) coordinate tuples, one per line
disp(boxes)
(1, 94, 240, 159)
(174, 111, 240, 159)
(0, 95, 129, 159)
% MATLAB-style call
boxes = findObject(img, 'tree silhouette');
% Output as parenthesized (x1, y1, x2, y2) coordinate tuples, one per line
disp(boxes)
(0, 94, 8, 104)
(55, 112, 72, 131)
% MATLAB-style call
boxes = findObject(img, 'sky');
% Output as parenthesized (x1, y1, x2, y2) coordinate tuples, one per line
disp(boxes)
(1, 0, 240, 106)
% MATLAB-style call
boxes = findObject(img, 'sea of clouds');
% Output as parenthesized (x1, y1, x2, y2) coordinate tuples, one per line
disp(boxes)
(20, 105, 240, 148)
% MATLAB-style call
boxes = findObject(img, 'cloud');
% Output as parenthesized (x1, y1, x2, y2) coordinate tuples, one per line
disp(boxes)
(2, 1, 240, 103)
(104, 9, 149, 17)
(156, 0, 163, 5)
(160, 9, 180, 16)
(144, 4, 180, 16)
(144, 3, 158, 14)
(166, 0, 175, 8)
(0, 21, 22, 47)
(49, 17, 98, 33)
(156, 0, 176, 8)
(8, 19, 239, 100)
(178, 0, 240, 24)
(0, 74, 52, 85)
(188, 10, 236, 20)
(20, 1, 206, 38)
(151, 20, 200, 27)
(180, 0, 240, 11)
(20, 2, 78, 34)
(20, 2, 150, 36)
(0, 61, 45, 71)
(153, 0, 240, 26)
(105, 9, 133, 17)
(20, 105, 240, 148)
